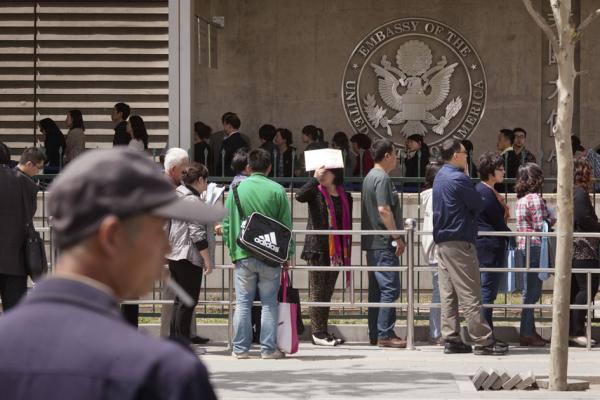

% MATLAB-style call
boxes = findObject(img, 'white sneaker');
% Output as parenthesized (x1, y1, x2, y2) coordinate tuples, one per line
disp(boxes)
(261, 349, 286, 359)
(232, 351, 250, 359)
(569, 336, 596, 347)
(312, 333, 337, 346)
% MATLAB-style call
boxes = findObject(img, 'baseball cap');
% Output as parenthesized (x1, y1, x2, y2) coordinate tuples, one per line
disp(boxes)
(48, 148, 226, 249)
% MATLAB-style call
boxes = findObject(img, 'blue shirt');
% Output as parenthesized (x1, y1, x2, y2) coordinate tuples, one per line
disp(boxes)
(433, 164, 483, 244)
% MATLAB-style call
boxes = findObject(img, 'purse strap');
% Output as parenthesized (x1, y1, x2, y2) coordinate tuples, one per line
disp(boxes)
(231, 184, 247, 220)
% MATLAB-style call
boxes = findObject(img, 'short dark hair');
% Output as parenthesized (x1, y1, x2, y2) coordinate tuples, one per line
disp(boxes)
(68, 109, 85, 131)
(259, 124, 276, 142)
(571, 135, 584, 154)
(515, 162, 544, 198)
(231, 149, 248, 175)
(221, 111, 234, 124)
(19, 147, 46, 165)
(247, 148, 271, 173)
(114, 103, 130, 120)
(513, 127, 527, 137)
(332, 131, 349, 150)
(461, 139, 474, 154)
(370, 138, 394, 163)
(194, 121, 212, 140)
(423, 162, 442, 190)
(350, 133, 372, 150)
(223, 113, 241, 129)
(302, 125, 323, 142)
(276, 128, 293, 145)
(478, 151, 504, 181)
(499, 128, 515, 145)
(0, 142, 11, 165)
(182, 162, 209, 185)
(440, 139, 462, 162)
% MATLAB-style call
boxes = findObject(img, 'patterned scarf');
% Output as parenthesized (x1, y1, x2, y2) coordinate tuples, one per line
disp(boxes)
(482, 181, 510, 221)
(317, 184, 352, 285)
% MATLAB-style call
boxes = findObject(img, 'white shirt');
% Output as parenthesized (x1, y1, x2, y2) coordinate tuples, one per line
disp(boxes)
(128, 138, 145, 152)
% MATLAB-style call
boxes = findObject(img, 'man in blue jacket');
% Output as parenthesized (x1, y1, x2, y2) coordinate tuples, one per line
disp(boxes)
(433, 139, 507, 356)
(0, 148, 223, 399)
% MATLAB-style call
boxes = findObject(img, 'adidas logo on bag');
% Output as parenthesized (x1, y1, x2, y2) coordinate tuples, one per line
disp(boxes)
(254, 232, 280, 252)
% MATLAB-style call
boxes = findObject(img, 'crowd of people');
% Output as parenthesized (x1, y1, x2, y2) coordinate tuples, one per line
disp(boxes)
(2, 106, 600, 397)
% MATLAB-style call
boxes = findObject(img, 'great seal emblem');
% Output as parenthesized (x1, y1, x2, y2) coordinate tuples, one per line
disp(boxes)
(342, 18, 486, 152)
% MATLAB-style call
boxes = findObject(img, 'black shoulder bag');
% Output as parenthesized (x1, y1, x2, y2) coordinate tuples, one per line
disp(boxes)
(232, 185, 291, 266)
(21, 179, 48, 281)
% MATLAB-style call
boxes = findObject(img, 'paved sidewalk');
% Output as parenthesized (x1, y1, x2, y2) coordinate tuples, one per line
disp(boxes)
(199, 343, 600, 399)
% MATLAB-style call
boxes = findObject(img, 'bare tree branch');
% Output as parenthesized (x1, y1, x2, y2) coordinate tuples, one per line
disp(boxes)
(522, 0, 559, 52)
(577, 8, 600, 36)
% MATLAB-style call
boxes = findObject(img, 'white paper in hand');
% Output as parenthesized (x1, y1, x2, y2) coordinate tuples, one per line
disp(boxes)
(304, 148, 344, 171)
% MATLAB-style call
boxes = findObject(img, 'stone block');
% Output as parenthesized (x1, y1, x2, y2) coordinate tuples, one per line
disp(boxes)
(502, 373, 522, 390)
(491, 372, 511, 390)
(471, 368, 489, 390)
(536, 379, 590, 391)
(515, 371, 536, 390)
(481, 369, 500, 390)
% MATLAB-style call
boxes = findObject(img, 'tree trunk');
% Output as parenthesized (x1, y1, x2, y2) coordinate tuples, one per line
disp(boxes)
(548, 0, 575, 391)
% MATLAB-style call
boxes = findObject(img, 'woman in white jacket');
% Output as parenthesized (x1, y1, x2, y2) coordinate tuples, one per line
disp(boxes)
(420, 162, 442, 344)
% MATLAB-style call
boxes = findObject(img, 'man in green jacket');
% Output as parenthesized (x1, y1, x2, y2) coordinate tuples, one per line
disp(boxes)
(222, 148, 294, 359)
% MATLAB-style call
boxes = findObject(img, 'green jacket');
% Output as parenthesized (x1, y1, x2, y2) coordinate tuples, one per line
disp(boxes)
(222, 173, 295, 262)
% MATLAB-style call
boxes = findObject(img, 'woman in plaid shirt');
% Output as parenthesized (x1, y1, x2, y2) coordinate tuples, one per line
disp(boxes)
(515, 163, 554, 346)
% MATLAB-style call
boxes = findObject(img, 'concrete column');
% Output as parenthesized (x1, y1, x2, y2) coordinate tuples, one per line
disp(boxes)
(168, 0, 195, 150)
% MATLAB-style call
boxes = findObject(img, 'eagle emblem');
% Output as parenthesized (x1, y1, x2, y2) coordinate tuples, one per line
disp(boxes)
(364, 40, 463, 138)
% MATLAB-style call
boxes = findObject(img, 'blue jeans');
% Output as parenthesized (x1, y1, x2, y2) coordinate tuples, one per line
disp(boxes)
(429, 267, 441, 340)
(518, 247, 542, 336)
(233, 258, 281, 354)
(479, 245, 506, 331)
(366, 249, 400, 340)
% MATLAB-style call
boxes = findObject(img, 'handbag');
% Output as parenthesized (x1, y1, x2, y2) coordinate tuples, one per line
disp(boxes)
(278, 269, 305, 336)
(232, 185, 291, 266)
(21, 177, 48, 281)
(277, 270, 300, 354)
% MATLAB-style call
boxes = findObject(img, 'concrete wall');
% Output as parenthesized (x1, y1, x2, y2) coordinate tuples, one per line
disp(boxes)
(580, 0, 600, 149)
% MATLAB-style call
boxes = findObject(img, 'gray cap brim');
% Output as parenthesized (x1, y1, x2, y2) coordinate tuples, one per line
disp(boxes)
(152, 197, 227, 224)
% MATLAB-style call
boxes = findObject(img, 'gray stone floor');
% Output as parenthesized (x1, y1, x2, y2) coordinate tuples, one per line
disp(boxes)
(199, 343, 600, 399)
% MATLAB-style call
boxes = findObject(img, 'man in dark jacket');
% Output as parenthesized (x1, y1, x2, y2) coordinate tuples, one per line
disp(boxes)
(0, 148, 223, 399)
(433, 139, 507, 356)
(111, 102, 131, 146)
(495, 128, 519, 193)
(215, 113, 248, 177)
(0, 147, 42, 311)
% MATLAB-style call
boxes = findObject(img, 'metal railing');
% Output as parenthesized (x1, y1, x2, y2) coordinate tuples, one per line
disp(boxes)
(37, 222, 600, 351)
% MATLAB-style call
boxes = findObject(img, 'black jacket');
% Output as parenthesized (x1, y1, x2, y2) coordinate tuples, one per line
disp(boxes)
(44, 131, 66, 168)
(296, 177, 353, 259)
(216, 131, 248, 177)
(193, 141, 213, 170)
(573, 186, 600, 261)
(0, 166, 29, 276)
(113, 121, 131, 146)
(274, 146, 297, 178)
(0, 277, 217, 400)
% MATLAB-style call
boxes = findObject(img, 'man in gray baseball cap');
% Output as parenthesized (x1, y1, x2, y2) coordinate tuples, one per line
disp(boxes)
(0, 148, 223, 399)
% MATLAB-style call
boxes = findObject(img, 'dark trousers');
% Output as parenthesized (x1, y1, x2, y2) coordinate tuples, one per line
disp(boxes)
(0, 274, 27, 312)
(308, 257, 339, 334)
(479, 244, 506, 331)
(168, 259, 203, 339)
(121, 304, 139, 327)
(569, 260, 600, 336)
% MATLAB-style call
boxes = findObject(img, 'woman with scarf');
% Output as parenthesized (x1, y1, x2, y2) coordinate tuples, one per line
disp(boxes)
(296, 165, 352, 346)
(474, 152, 512, 345)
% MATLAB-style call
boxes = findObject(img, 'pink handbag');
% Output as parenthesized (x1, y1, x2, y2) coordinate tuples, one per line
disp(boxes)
(277, 270, 299, 354)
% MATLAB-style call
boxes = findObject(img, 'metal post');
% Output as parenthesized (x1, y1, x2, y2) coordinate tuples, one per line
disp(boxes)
(586, 271, 592, 350)
(405, 218, 416, 350)
(227, 267, 234, 350)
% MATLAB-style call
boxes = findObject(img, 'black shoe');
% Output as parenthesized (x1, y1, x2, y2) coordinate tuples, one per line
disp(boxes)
(329, 333, 345, 345)
(189, 335, 210, 345)
(443, 341, 472, 354)
(369, 338, 378, 346)
(474, 341, 509, 356)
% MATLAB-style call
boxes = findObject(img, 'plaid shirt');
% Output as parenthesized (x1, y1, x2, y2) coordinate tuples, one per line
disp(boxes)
(585, 150, 600, 191)
(515, 193, 549, 249)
